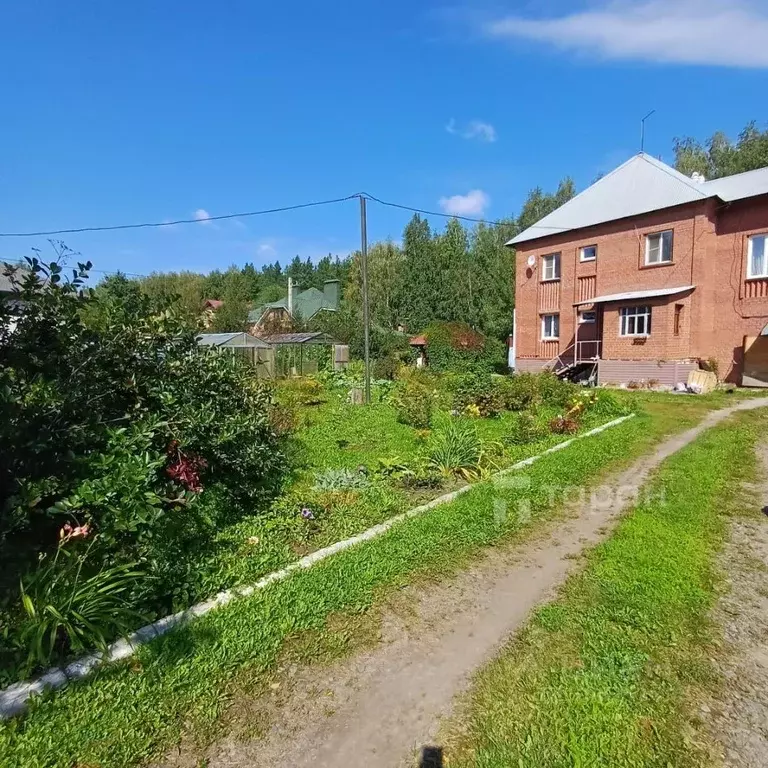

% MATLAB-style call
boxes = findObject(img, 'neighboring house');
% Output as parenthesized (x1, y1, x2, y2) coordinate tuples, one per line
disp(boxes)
(201, 299, 223, 328)
(248, 280, 340, 334)
(510, 153, 768, 386)
(1, 265, 28, 331)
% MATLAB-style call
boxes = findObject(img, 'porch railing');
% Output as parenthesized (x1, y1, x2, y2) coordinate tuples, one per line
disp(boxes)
(545, 340, 602, 372)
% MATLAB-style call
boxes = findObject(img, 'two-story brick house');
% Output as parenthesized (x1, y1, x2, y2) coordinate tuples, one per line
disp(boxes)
(510, 153, 768, 386)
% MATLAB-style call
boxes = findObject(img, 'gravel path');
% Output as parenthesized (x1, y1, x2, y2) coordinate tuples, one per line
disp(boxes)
(160, 397, 768, 768)
(700, 439, 768, 767)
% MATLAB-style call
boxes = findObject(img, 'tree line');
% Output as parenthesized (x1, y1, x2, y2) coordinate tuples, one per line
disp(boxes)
(97, 121, 768, 346)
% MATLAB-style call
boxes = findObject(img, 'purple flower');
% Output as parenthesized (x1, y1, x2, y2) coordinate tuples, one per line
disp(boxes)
(301, 507, 315, 520)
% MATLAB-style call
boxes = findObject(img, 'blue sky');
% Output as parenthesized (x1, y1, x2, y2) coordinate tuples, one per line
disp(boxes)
(1, 0, 767, 278)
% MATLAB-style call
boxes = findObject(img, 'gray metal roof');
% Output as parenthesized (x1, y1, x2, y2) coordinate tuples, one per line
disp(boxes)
(1, 263, 30, 294)
(701, 166, 768, 202)
(573, 285, 695, 307)
(510, 154, 768, 246)
(196, 332, 271, 348)
(257, 331, 337, 345)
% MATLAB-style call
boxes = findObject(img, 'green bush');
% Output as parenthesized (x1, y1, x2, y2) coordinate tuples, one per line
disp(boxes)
(494, 373, 539, 411)
(426, 419, 483, 479)
(453, 372, 503, 418)
(536, 371, 578, 408)
(393, 378, 435, 428)
(422, 322, 505, 374)
(0, 257, 286, 664)
(373, 354, 399, 381)
(274, 377, 326, 408)
(588, 388, 632, 418)
(503, 413, 549, 446)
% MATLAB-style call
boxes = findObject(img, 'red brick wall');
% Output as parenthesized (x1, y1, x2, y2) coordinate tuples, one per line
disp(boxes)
(514, 195, 768, 383)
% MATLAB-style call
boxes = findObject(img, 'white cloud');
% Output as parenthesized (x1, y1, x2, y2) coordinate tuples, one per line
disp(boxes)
(439, 189, 490, 217)
(257, 241, 277, 258)
(483, 0, 768, 68)
(193, 208, 214, 226)
(446, 118, 497, 142)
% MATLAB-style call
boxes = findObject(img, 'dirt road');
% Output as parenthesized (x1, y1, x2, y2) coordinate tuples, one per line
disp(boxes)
(699, 439, 768, 767)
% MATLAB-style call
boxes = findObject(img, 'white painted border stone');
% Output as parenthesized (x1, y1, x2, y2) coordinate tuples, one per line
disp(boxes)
(0, 414, 634, 719)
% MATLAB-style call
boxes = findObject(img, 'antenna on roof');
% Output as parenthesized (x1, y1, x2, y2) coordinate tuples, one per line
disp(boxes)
(640, 110, 656, 153)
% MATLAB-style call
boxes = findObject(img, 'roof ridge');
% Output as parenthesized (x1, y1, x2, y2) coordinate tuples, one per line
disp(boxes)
(637, 153, 707, 197)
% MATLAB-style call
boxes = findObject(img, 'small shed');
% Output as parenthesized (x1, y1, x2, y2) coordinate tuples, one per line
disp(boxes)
(257, 331, 340, 376)
(409, 335, 428, 368)
(196, 332, 274, 377)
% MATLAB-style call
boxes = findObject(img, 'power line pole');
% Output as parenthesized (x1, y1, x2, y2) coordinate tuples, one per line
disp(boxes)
(359, 195, 371, 404)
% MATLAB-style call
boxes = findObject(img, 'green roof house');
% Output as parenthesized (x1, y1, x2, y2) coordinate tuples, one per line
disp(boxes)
(248, 279, 340, 332)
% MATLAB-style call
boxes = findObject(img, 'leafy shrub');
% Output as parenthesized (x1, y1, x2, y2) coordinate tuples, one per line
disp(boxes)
(503, 413, 549, 446)
(375, 457, 414, 480)
(268, 402, 299, 437)
(494, 374, 539, 411)
(536, 372, 578, 408)
(18, 545, 145, 671)
(426, 419, 485, 480)
(313, 467, 371, 492)
(565, 389, 630, 420)
(373, 355, 399, 381)
(453, 372, 503, 418)
(422, 322, 505, 374)
(393, 378, 435, 428)
(0, 256, 286, 657)
(549, 416, 580, 434)
(275, 377, 326, 408)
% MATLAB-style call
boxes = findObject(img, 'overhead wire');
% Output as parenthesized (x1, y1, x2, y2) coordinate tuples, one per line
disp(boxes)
(0, 194, 361, 238)
(0, 190, 571, 240)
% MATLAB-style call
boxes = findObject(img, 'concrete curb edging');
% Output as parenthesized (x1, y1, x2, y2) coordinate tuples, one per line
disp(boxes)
(0, 414, 635, 719)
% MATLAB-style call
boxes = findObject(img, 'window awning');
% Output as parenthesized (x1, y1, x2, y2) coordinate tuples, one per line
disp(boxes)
(573, 285, 695, 307)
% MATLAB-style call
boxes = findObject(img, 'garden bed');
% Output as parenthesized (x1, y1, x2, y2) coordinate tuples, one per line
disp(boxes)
(0, 395, 715, 768)
(180, 378, 633, 612)
(0, 370, 630, 690)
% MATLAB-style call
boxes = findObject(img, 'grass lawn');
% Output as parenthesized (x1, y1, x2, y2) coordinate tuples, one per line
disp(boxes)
(291, 397, 423, 470)
(443, 407, 768, 768)
(0, 393, 732, 768)
(184, 386, 632, 601)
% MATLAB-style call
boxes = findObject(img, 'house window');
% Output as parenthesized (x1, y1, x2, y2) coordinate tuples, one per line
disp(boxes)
(579, 310, 596, 324)
(542, 253, 561, 281)
(580, 245, 597, 262)
(747, 234, 768, 278)
(541, 314, 560, 340)
(673, 303, 683, 336)
(645, 230, 673, 265)
(620, 305, 652, 337)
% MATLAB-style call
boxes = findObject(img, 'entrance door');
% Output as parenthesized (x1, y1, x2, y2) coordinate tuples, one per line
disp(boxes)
(743, 327, 768, 387)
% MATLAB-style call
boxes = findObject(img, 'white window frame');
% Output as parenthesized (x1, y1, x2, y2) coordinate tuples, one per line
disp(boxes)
(579, 310, 596, 324)
(541, 313, 560, 340)
(645, 230, 673, 266)
(580, 245, 597, 262)
(620, 305, 652, 337)
(747, 233, 768, 279)
(541, 253, 561, 281)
